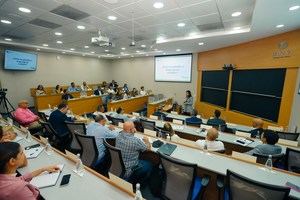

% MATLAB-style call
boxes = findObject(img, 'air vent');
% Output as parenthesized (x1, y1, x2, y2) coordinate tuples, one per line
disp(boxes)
(197, 22, 224, 32)
(29, 19, 61, 29)
(51, 5, 90, 21)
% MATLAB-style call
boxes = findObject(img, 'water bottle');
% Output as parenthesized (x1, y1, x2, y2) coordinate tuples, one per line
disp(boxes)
(265, 155, 273, 171)
(134, 183, 143, 200)
(45, 138, 52, 155)
(25, 129, 32, 142)
(75, 154, 84, 176)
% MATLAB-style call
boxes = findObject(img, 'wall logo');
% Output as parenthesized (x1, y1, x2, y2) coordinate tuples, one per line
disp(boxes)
(273, 40, 291, 58)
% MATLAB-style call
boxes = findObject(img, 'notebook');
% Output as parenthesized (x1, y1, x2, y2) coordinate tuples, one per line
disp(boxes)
(25, 146, 44, 159)
(30, 164, 64, 188)
(158, 143, 177, 156)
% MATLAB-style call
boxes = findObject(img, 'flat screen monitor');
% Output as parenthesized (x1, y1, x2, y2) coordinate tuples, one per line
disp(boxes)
(155, 54, 192, 82)
(4, 50, 37, 71)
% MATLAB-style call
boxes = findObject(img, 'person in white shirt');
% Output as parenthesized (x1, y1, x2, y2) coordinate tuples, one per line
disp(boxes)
(195, 128, 225, 151)
(107, 85, 116, 94)
(80, 81, 91, 91)
(140, 86, 147, 96)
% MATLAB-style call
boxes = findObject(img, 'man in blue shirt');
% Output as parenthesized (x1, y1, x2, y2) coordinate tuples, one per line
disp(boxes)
(86, 114, 119, 173)
(67, 82, 80, 92)
(185, 109, 202, 125)
(116, 121, 152, 186)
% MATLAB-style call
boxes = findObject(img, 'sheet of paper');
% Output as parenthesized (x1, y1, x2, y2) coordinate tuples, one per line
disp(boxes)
(30, 164, 64, 188)
(25, 147, 44, 159)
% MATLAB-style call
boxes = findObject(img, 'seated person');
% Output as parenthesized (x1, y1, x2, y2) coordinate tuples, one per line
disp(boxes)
(131, 88, 138, 97)
(116, 122, 152, 186)
(61, 89, 74, 100)
(109, 80, 118, 91)
(35, 84, 46, 96)
(49, 103, 74, 138)
(86, 115, 119, 173)
(67, 82, 80, 92)
(207, 109, 226, 128)
(123, 91, 130, 100)
(246, 130, 282, 155)
(94, 85, 103, 96)
(14, 100, 42, 131)
(140, 86, 147, 96)
(122, 83, 129, 93)
(195, 128, 225, 151)
(80, 81, 91, 92)
(55, 85, 63, 94)
(113, 89, 123, 100)
(152, 106, 167, 120)
(107, 85, 116, 94)
(162, 122, 181, 142)
(112, 107, 137, 122)
(0, 142, 60, 200)
(250, 118, 264, 138)
(0, 128, 17, 142)
(185, 109, 202, 125)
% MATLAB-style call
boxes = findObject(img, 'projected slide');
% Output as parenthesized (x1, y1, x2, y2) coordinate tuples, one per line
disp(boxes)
(4, 50, 37, 71)
(155, 54, 192, 82)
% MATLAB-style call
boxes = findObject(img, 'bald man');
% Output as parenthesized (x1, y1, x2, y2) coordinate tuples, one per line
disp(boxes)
(250, 118, 264, 138)
(115, 121, 152, 186)
(195, 128, 225, 151)
(14, 100, 42, 131)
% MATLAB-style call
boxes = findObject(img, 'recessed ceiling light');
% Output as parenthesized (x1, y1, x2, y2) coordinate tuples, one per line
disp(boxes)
(176, 49, 181, 52)
(107, 15, 117, 20)
(1, 19, 12, 24)
(276, 24, 284, 28)
(105, 50, 109, 52)
(90, 51, 95, 54)
(56, 41, 63, 44)
(54, 32, 62, 36)
(198, 42, 204, 46)
(141, 44, 146, 48)
(163, 52, 166, 55)
(18, 7, 31, 13)
(233, 27, 241, 30)
(4, 38, 12, 41)
(231, 11, 241, 17)
(121, 47, 126, 50)
(289, 5, 300, 11)
(84, 46, 89, 49)
(42, 44, 48, 47)
(70, 48, 75, 51)
(131, 55, 134, 57)
(107, 54, 111, 56)
(62, 51, 66, 54)
(136, 50, 140, 53)
(98, 55, 101, 58)
(37, 48, 40, 51)
(153, 2, 164, 9)
(118, 56, 121, 58)
(177, 23, 185, 27)
(77, 25, 86, 30)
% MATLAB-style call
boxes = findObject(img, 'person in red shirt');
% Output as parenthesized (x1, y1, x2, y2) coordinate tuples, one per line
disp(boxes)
(14, 100, 42, 131)
(0, 142, 60, 200)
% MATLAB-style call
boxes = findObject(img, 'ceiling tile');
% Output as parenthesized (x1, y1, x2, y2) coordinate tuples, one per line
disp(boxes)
(6, 24, 50, 39)
(191, 13, 220, 26)
(67, 0, 108, 16)
(113, 2, 151, 19)
(181, 0, 218, 18)
(137, 0, 180, 14)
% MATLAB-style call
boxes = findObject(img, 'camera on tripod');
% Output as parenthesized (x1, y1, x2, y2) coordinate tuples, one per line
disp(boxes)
(0, 88, 8, 96)
(0, 88, 14, 115)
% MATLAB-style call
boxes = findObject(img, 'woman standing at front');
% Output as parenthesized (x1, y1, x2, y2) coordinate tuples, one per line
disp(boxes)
(183, 90, 193, 116)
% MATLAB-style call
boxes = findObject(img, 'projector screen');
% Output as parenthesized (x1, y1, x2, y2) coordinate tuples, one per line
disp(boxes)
(4, 50, 37, 71)
(155, 54, 192, 82)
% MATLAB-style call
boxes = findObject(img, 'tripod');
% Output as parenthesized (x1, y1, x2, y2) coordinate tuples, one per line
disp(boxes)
(0, 91, 15, 115)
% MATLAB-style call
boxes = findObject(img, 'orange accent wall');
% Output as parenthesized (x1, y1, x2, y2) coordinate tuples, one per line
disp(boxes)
(196, 29, 300, 128)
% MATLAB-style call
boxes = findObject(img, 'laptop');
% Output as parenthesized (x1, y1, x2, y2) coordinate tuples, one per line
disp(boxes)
(158, 143, 177, 156)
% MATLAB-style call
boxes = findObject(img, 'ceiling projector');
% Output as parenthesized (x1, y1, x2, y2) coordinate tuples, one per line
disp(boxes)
(91, 36, 112, 47)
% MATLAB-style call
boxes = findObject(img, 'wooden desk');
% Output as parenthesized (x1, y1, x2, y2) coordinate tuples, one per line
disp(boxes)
(147, 98, 172, 117)
(67, 96, 102, 115)
(33, 91, 95, 111)
(107, 95, 149, 114)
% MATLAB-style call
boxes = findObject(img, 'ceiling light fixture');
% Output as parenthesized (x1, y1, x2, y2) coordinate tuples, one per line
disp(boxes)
(4, 38, 12, 41)
(276, 24, 284, 28)
(107, 15, 117, 20)
(1, 19, 12, 24)
(18, 7, 31, 13)
(153, 2, 164, 9)
(121, 47, 126, 50)
(198, 42, 204, 46)
(289, 5, 300, 11)
(105, 50, 109, 52)
(77, 25, 86, 30)
(176, 49, 181, 52)
(37, 48, 40, 51)
(56, 41, 63, 44)
(42, 44, 48, 47)
(55, 32, 62, 36)
(136, 50, 140, 53)
(231, 11, 241, 17)
(91, 51, 95, 54)
(84, 46, 89, 48)
(233, 27, 241, 30)
(141, 44, 146, 48)
(177, 23, 185, 27)
(62, 51, 66, 54)
(70, 48, 75, 51)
